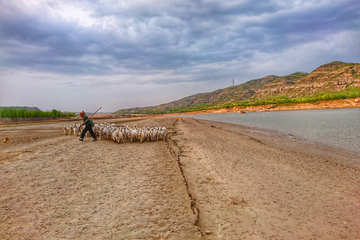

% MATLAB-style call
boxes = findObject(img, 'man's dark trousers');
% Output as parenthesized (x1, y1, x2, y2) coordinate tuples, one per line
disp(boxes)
(80, 125, 97, 139)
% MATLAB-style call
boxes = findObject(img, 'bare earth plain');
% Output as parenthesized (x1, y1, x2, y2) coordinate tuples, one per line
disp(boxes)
(1, 116, 359, 240)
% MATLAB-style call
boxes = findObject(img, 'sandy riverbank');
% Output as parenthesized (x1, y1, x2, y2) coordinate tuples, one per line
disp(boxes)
(1, 116, 359, 239)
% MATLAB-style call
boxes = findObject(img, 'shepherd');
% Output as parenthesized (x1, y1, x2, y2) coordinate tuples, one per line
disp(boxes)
(79, 108, 101, 141)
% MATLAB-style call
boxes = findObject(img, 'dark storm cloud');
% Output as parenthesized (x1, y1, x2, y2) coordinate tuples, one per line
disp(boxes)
(257, 1, 360, 49)
(0, 0, 359, 78)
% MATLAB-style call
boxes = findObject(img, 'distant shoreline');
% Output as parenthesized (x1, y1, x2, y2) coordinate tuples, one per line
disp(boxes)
(1, 99, 359, 125)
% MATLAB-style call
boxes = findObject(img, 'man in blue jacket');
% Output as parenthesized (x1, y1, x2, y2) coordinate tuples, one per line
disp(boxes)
(79, 111, 97, 141)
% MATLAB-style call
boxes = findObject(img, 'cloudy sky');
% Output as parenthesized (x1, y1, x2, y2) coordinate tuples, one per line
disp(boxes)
(1, 0, 359, 112)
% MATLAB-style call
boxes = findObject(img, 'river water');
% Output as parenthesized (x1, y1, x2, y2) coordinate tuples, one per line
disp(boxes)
(183, 108, 360, 154)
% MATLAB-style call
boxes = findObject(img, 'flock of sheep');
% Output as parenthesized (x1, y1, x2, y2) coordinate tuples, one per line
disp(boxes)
(63, 122, 167, 143)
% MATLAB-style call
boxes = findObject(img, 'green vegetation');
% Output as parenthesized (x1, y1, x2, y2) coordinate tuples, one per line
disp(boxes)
(139, 104, 216, 114)
(291, 72, 306, 76)
(0, 107, 76, 119)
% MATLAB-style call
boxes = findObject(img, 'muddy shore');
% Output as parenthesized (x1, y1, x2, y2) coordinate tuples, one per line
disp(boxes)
(1, 116, 359, 239)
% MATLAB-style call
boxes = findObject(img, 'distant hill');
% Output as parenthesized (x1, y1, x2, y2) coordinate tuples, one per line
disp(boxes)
(114, 61, 360, 114)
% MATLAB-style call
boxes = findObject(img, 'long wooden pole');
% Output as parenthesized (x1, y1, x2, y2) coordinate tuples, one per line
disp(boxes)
(88, 107, 102, 119)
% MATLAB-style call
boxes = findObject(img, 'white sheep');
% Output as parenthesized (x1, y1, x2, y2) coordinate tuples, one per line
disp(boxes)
(64, 122, 167, 143)
(144, 130, 151, 142)
(73, 124, 82, 136)
(130, 129, 138, 142)
(112, 128, 124, 143)
(63, 125, 69, 135)
(158, 130, 166, 141)
(150, 129, 157, 142)
(138, 130, 145, 143)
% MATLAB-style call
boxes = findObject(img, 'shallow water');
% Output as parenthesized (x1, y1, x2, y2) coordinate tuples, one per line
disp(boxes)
(183, 108, 360, 154)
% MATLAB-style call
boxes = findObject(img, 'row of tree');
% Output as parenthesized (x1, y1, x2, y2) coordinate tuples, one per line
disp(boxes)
(0, 108, 76, 118)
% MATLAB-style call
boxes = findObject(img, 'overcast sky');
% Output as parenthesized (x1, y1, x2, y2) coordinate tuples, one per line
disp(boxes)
(1, 0, 359, 112)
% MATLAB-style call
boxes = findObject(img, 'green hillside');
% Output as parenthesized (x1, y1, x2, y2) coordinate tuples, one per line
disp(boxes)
(114, 61, 360, 114)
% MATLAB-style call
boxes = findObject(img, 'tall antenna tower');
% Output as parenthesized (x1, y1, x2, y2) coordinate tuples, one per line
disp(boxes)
(233, 79, 234, 86)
